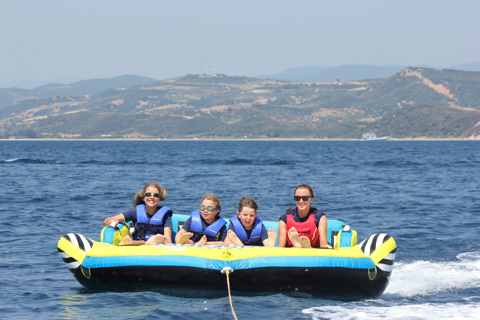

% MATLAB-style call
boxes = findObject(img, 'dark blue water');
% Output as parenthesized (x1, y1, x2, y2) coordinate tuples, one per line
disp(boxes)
(1, 140, 479, 319)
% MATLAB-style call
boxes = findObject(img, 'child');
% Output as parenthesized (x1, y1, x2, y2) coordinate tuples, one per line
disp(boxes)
(225, 197, 277, 247)
(103, 181, 172, 245)
(175, 193, 227, 245)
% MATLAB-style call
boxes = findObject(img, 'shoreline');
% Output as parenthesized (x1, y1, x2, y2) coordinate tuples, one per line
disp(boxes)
(1, 137, 479, 142)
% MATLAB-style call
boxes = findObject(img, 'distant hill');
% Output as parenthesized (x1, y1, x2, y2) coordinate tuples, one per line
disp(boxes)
(1, 68, 479, 140)
(257, 66, 328, 81)
(258, 62, 480, 82)
(0, 75, 158, 110)
(30, 74, 158, 97)
(449, 61, 480, 72)
(260, 64, 407, 82)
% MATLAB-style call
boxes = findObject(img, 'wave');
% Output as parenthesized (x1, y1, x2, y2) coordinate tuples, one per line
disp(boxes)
(1, 158, 64, 164)
(194, 159, 224, 165)
(226, 159, 293, 166)
(269, 160, 292, 166)
(188, 159, 292, 166)
(78, 160, 143, 165)
(69, 195, 94, 201)
(303, 251, 480, 319)
(1, 158, 146, 166)
(384, 251, 480, 298)
(373, 160, 422, 167)
(27, 197, 48, 202)
(224, 159, 252, 165)
(184, 173, 223, 179)
(303, 302, 479, 320)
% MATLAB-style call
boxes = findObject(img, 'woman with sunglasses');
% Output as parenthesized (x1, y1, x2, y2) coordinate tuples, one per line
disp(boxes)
(103, 181, 173, 245)
(278, 184, 332, 248)
(175, 193, 227, 245)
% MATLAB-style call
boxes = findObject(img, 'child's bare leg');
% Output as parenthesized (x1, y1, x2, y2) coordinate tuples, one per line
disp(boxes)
(196, 235, 207, 245)
(288, 227, 303, 248)
(299, 236, 312, 248)
(119, 235, 133, 246)
(227, 230, 244, 246)
(267, 228, 278, 247)
(145, 234, 165, 245)
(177, 232, 194, 244)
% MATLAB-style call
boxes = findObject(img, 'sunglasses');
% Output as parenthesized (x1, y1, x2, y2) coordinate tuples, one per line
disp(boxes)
(200, 205, 219, 212)
(144, 192, 160, 198)
(294, 195, 312, 201)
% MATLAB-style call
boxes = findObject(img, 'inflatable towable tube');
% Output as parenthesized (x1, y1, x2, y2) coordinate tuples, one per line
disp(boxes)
(57, 215, 397, 298)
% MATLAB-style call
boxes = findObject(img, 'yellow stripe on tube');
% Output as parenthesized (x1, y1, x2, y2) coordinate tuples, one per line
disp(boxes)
(369, 237, 397, 265)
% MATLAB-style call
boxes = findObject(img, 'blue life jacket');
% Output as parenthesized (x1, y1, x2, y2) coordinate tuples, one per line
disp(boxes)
(135, 204, 172, 240)
(190, 210, 227, 241)
(229, 216, 263, 245)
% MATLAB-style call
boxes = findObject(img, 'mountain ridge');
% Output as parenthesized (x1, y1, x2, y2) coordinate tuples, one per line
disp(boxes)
(0, 75, 158, 110)
(1, 67, 479, 140)
(256, 61, 480, 82)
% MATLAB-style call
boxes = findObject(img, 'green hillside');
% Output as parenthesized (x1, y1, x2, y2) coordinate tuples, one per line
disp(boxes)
(0, 75, 158, 110)
(1, 68, 479, 140)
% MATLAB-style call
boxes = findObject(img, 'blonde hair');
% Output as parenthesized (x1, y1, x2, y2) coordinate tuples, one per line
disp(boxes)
(132, 181, 167, 207)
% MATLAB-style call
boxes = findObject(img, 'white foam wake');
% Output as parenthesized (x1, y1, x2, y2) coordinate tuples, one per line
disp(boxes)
(303, 302, 480, 320)
(385, 251, 480, 297)
(303, 251, 480, 320)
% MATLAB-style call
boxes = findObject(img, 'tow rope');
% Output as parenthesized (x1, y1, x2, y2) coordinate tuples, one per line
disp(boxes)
(221, 267, 238, 320)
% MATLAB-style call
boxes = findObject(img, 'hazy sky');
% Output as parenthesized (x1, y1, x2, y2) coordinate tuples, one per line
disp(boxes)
(1, 0, 479, 87)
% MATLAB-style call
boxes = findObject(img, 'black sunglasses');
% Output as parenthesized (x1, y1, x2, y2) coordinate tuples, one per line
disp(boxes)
(144, 192, 160, 198)
(294, 195, 312, 201)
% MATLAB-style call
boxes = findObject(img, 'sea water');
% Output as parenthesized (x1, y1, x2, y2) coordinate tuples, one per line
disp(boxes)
(0, 140, 479, 319)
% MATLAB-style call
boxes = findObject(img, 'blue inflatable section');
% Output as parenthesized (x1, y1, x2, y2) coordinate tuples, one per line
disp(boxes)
(172, 214, 347, 247)
(82, 215, 373, 271)
(82, 250, 375, 270)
